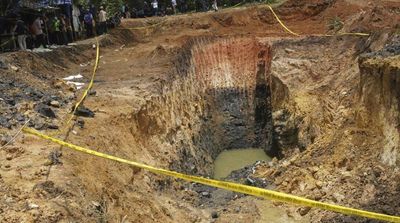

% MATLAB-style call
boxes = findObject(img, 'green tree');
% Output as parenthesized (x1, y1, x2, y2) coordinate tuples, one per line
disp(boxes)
(102, 0, 123, 16)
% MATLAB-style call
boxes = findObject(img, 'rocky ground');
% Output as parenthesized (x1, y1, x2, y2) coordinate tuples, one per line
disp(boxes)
(1, 0, 400, 222)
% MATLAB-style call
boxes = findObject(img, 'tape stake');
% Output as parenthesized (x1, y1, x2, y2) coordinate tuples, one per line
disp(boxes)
(22, 127, 400, 223)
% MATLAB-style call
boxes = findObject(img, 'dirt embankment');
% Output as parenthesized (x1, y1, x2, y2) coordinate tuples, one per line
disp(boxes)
(358, 39, 400, 167)
(255, 34, 400, 222)
(1, 1, 400, 222)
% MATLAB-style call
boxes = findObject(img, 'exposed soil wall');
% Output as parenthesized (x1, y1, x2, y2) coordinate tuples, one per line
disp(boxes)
(358, 53, 400, 166)
(134, 37, 274, 175)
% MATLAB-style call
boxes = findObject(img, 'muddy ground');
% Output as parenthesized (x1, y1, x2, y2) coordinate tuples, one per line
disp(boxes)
(1, 0, 400, 222)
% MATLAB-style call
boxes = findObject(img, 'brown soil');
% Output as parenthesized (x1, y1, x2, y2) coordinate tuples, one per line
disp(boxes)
(1, 0, 400, 222)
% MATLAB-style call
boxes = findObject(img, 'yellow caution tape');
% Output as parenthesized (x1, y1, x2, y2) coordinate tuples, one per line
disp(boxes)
(49, 37, 100, 137)
(66, 37, 100, 126)
(265, 5, 370, 37)
(231, 1, 244, 8)
(267, 5, 301, 36)
(324, 32, 371, 37)
(116, 5, 369, 37)
(23, 127, 400, 223)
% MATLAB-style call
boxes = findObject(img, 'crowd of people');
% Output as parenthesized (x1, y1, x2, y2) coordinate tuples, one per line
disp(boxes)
(124, 0, 220, 18)
(1, 0, 227, 52)
(0, 5, 119, 52)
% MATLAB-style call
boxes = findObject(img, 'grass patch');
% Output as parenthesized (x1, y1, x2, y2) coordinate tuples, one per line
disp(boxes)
(328, 16, 344, 31)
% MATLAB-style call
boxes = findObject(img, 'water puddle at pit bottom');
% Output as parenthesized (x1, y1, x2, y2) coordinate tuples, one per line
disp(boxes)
(213, 149, 308, 222)
(213, 148, 272, 179)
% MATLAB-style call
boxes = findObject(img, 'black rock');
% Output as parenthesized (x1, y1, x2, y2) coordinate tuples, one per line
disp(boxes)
(34, 121, 45, 130)
(211, 211, 219, 219)
(0, 59, 7, 69)
(35, 103, 56, 118)
(5, 98, 15, 106)
(77, 119, 85, 128)
(74, 105, 95, 118)
(47, 124, 59, 129)
(15, 113, 25, 122)
(0, 116, 11, 129)
(24, 87, 44, 100)
(88, 90, 97, 96)
(48, 150, 62, 165)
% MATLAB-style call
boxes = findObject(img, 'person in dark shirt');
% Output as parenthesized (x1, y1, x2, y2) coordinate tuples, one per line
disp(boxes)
(83, 11, 94, 38)
(59, 14, 69, 45)
(14, 18, 28, 50)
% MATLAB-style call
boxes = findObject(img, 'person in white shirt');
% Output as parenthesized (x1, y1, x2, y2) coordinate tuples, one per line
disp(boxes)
(31, 16, 46, 48)
(72, 4, 81, 39)
(212, 0, 218, 11)
(171, 0, 177, 14)
(151, 0, 158, 16)
(98, 6, 107, 35)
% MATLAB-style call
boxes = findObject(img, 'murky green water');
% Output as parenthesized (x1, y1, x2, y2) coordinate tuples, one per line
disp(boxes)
(213, 148, 272, 179)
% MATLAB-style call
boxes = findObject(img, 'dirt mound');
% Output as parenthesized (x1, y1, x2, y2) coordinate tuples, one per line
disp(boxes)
(277, 0, 336, 19)
(345, 4, 400, 32)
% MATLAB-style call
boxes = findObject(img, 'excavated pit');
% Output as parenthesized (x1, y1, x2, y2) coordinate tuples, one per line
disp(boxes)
(2, 3, 399, 220)
(135, 37, 280, 176)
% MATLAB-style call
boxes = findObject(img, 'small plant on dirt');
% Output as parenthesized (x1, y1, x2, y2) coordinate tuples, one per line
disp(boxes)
(328, 16, 344, 31)
(264, 0, 278, 3)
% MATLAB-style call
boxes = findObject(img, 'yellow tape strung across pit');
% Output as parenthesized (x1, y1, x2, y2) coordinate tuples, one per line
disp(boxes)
(265, 5, 370, 37)
(22, 127, 400, 223)
(267, 5, 301, 36)
(118, 5, 370, 37)
(66, 37, 100, 125)
(49, 37, 100, 137)
(231, 1, 244, 8)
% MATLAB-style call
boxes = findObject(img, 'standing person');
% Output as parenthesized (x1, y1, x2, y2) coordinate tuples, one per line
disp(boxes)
(59, 15, 68, 45)
(121, 5, 126, 18)
(83, 10, 94, 38)
(14, 18, 28, 50)
(212, 0, 218, 11)
(98, 6, 107, 35)
(51, 16, 61, 45)
(125, 5, 131, 18)
(151, 0, 158, 16)
(65, 17, 73, 43)
(171, 0, 177, 14)
(72, 4, 81, 40)
(31, 16, 46, 48)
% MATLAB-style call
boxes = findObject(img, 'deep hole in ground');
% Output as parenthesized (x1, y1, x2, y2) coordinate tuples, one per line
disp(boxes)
(1, 1, 400, 223)
(135, 38, 278, 176)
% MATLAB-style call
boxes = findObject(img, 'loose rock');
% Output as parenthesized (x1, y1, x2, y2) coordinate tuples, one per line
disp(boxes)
(50, 100, 60, 108)
(74, 105, 95, 118)
(211, 211, 218, 219)
(35, 103, 56, 118)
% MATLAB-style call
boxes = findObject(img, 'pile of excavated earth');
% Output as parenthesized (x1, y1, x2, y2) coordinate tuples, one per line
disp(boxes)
(1, 0, 399, 222)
